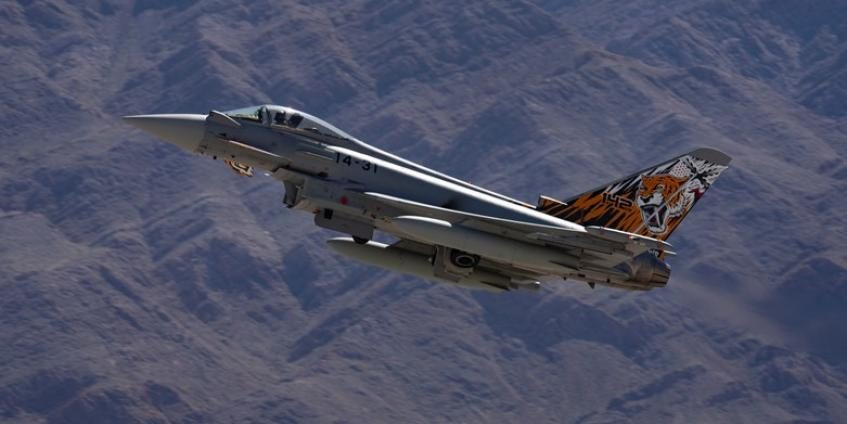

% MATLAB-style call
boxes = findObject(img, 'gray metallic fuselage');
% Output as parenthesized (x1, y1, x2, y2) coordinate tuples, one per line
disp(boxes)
(202, 117, 579, 232)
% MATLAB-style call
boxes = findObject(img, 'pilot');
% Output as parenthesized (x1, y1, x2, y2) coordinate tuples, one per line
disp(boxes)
(274, 112, 287, 126)
(288, 114, 303, 128)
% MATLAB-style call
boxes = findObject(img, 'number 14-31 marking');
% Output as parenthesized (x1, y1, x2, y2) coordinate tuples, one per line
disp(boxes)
(335, 152, 378, 174)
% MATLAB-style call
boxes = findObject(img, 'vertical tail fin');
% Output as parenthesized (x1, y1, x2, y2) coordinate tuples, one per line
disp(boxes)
(537, 148, 731, 241)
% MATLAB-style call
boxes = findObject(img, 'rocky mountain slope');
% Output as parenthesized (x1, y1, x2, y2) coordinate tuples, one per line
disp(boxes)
(1, 0, 845, 422)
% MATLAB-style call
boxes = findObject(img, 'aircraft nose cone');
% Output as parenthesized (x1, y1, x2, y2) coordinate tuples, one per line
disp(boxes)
(123, 114, 206, 152)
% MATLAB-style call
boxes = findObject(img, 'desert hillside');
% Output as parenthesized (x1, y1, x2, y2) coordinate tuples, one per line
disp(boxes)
(1, 1, 845, 422)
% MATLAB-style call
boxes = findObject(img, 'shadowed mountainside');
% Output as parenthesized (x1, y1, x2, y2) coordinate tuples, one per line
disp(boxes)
(1, 0, 846, 422)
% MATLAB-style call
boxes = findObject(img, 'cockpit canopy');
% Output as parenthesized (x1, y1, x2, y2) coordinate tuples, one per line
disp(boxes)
(223, 106, 262, 120)
(223, 105, 353, 140)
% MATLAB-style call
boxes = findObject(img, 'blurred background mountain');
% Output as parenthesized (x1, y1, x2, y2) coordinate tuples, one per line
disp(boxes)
(1, 0, 845, 422)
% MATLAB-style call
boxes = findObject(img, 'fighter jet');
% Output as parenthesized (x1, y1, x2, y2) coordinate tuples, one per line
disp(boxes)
(124, 105, 730, 292)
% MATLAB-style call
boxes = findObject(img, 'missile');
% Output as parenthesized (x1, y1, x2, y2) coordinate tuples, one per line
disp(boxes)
(384, 216, 579, 274)
(326, 237, 512, 292)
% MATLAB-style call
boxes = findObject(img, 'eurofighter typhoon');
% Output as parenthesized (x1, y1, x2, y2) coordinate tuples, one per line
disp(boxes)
(124, 105, 730, 292)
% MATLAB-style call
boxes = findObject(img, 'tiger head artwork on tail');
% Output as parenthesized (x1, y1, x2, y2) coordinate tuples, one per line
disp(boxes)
(637, 174, 688, 234)
(536, 148, 730, 241)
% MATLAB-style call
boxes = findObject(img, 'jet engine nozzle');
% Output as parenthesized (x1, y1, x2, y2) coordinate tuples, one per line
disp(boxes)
(619, 252, 671, 288)
(123, 114, 207, 152)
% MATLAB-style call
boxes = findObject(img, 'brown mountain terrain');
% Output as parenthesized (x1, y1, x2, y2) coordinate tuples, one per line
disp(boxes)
(1, 0, 846, 422)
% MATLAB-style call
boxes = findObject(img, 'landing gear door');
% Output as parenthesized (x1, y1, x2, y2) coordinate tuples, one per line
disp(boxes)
(283, 181, 302, 208)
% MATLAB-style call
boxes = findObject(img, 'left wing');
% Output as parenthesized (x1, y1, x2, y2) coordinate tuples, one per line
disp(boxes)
(364, 192, 670, 257)
(363, 192, 673, 290)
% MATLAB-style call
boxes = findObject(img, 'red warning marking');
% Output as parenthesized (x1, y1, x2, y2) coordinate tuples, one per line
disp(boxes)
(340, 196, 349, 205)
